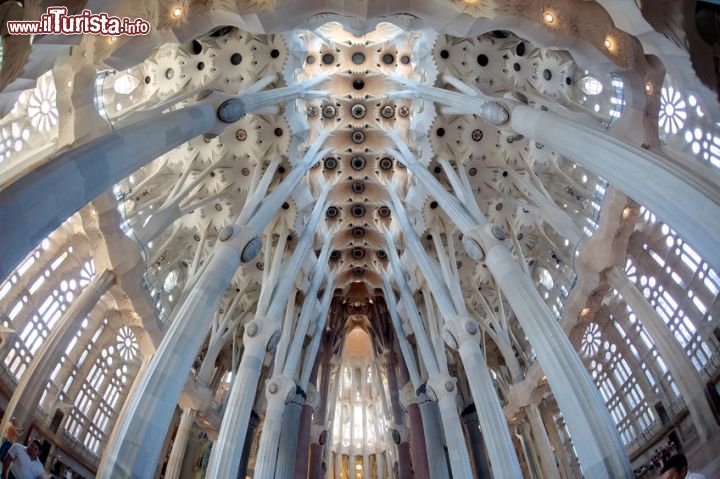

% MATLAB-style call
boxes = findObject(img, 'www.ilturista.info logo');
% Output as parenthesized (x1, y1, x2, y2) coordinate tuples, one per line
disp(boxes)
(7, 7, 151, 36)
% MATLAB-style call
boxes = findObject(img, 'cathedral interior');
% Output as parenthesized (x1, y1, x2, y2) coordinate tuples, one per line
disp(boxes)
(0, 0, 719, 478)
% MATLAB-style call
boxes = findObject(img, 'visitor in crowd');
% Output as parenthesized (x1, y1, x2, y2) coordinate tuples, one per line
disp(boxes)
(659, 453, 707, 479)
(2, 438, 44, 479)
(0, 418, 22, 461)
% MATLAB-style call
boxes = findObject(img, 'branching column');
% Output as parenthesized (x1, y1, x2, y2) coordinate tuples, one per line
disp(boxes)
(204, 317, 280, 478)
(478, 225, 632, 478)
(444, 316, 522, 479)
(426, 374, 473, 478)
(254, 374, 297, 478)
(98, 237, 257, 478)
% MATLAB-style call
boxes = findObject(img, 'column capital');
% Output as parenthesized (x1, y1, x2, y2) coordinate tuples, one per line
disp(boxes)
(217, 224, 262, 263)
(310, 424, 328, 445)
(442, 315, 481, 350)
(400, 381, 418, 408)
(426, 374, 458, 403)
(305, 383, 320, 409)
(243, 316, 281, 351)
(462, 222, 508, 260)
(391, 424, 409, 444)
(179, 373, 213, 411)
(265, 374, 296, 403)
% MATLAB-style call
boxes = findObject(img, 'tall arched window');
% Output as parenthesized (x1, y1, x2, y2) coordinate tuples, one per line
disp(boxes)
(63, 325, 140, 457)
(0, 216, 93, 381)
(627, 207, 719, 376)
(579, 320, 656, 445)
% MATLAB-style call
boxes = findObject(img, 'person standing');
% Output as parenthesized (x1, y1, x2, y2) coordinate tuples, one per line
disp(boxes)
(0, 418, 22, 461)
(2, 439, 44, 479)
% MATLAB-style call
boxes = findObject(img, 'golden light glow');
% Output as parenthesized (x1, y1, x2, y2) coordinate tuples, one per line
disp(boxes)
(604, 37, 614, 50)
(581, 307, 592, 317)
(544, 12, 555, 24)
(622, 207, 633, 220)
(109, 36, 118, 43)
(171, 6, 184, 18)
(645, 82, 652, 94)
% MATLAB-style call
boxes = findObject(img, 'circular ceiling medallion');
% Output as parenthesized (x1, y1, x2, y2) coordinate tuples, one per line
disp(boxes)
(351, 131, 365, 144)
(351, 155, 366, 170)
(351, 104, 366, 119)
(322, 105, 337, 118)
(351, 204, 365, 217)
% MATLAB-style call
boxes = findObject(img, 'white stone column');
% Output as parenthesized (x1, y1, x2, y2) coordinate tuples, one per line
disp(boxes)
(389, 194, 521, 478)
(98, 240, 256, 478)
(2, 268, 114, 431)
(204, 317, 280, 478)
(163, 408, 196, 479)
(526, 402, 561, 479)
(444, 317, 523, 478)
(253, 375, 297, 478)
(607, 266, 719, 441)
(426, 374, 473, 479)
(511, 105, 720, 272)
(390, 135, 630, 477)
(479, 230, 632, 478)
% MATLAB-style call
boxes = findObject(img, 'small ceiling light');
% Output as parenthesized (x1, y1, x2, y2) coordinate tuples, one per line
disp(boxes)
(171, 6, 184, 18)
(645, 82, 652, 94)
(580, 307, 591, 317)
(622, 207, 633, 220)
(110, 36, 118, 43)
(544, 12, 555, 24)
(604, 37, 613, 50)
